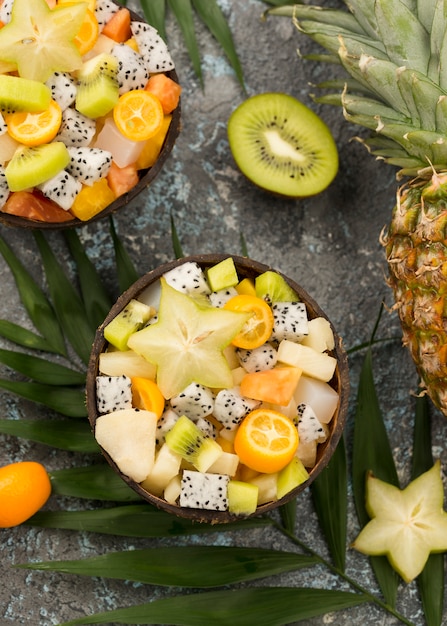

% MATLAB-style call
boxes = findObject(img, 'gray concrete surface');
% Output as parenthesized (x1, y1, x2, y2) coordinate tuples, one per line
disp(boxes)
(0, 1, 446, 624)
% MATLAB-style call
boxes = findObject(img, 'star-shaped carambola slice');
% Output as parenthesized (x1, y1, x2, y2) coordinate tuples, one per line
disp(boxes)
(0, 0, 87, 82)
(352, 461, 447, 583)
(127, 278, 250, 399)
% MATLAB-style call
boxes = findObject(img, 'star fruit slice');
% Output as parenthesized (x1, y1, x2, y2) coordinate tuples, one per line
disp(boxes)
(352, 460, 447, 583)
(127, 278, 250, 399)
(0, 0, 87, 82)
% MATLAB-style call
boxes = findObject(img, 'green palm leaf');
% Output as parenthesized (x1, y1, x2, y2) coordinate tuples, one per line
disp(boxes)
(110, 218, 140, 293)
(0, 348, 85, 385)
(0, 319, 63, 353)
(0, 418, 97, 452)
(64, 229, 113, 330)
(0, 233, 66, 355)
(22, 546, 318, 588)
(33, 232, 95, 365)
(137, 0, 167, 39)
(49, 464, 141, 501)
(0, 379, 86, 417)
(28, 503, 273, 537)
(58, 587, 367, 626)
(168, 0, 202, 86)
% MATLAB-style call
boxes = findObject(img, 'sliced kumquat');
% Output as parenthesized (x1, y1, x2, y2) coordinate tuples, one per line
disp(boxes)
(223, 294, 274, 350)
(131, 377, 165, 419)
(234, 408, 299, 474)
(73, 8, 99, 55)
(5, 99, 62, 146)
(113, 90, 164, 142)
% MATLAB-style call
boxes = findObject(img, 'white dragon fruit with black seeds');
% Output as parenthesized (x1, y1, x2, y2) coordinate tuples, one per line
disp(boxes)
(94, 0, 120, 29)
(271, 301, 308, 342)
(38, 169, 82, 211)
(180, 470, 229, 511)
(66, 146, 113, 186)
(163, 261, 211, 296)
(45, 72, 77, 111)
(209, 287, 238, 308)
(0, 112, 7, 135)
(112, 44, 149, 94)
(0, 166, 10, 208)
(296, 403, 326, 444)
(130, 21, 175, 73)
(55, 107, 96, 146)
(96, 374, 132, 414)
(156, 409, 179, 446)
(213, 386, 260, 431)
(0, 0, 13, 23)
(236, 343, 278, 373)
(195, 417, 218, 440)
(170, 382, 214, 421)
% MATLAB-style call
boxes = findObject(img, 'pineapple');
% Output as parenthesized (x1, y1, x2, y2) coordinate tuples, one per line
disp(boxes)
(269, 0, 447, 416)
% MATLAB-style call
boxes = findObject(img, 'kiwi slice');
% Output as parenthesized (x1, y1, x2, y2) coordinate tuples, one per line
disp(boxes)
(255, 270, 299, 303)
(165, 415, 223, 473)
(76, 53, 120, 119)
(227, 93, 338, 197)
(103, 299, 155, 352)
(5, 142, 70, 192)
(0, 75, 51, 114)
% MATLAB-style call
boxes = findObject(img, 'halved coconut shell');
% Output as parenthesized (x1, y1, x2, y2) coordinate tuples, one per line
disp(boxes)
(86, 255, 350, 523)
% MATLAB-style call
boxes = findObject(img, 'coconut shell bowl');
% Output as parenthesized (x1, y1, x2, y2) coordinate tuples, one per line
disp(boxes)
(0, 2, 180, 229)
(86, 255, 350, 524)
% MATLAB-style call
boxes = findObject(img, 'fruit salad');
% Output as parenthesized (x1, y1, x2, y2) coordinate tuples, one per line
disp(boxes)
(0, 0, 181, 225)
(89, 256, 347, 520)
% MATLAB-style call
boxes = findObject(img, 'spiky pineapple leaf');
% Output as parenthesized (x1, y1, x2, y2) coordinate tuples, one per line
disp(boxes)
(28, 503, 273, 537)
(0, 233, 66, 356)
(0, 348, 85, 385)
(0, 418, 97, 453)
(33, 232, 94, 366)
(311, 434, 348, 572)
(57, 588, 368, 626)
(64, 229, 113, 330)
(0, 379, 86, 417)
(21, 546, 318, 588)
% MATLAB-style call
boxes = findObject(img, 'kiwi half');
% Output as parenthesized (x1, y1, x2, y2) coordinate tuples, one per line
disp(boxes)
(227, 92, 338, 198)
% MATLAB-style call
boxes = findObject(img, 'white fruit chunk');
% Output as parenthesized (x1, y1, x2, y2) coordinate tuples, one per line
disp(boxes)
(300, 317, 335, 352)
(249, 472, 278, 505)
(277, 340, 336, 382)
(141, 443, 182, 496)
(207, 451, 240, 477)
(164, 474, 182, 504)
(94, 408, 158, 482)
(294, 375, 339, 424)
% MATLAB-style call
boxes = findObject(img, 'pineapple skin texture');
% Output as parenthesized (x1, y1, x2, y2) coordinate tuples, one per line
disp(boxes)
(383, 175, 447, 416)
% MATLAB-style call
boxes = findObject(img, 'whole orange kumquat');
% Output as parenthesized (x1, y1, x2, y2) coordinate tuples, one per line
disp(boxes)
(0, 461, 52, 528)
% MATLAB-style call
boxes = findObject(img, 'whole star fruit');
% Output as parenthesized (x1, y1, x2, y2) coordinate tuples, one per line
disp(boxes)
(127, 278, 251, 400)
(352, 460, 447, 583)
(0, 0, 86, 82)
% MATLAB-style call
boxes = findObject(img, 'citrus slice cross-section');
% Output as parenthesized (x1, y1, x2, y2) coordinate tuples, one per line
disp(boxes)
(224, 294, 274, 349)
(113, 90, 164, 141)
(5, 99, 62, 146)
(234, 408, 299, 473)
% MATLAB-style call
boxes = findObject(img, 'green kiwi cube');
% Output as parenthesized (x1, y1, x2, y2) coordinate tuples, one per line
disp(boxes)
(255, 270, 299, 303)
(165, 415, 223, 473)
(76, 53, 119, 119)
(0, 75, 51, 113)
(206, 257, 239, 292)
(228, 480, 258, 516)
(104, 299, 154, 351)
(276, 457, 309, 501)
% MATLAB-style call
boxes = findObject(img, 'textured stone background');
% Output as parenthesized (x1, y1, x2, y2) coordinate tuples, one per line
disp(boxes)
(0, 1, 446, 624)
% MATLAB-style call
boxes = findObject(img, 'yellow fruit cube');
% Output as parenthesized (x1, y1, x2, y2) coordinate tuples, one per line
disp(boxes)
(70, 178, 116, 221)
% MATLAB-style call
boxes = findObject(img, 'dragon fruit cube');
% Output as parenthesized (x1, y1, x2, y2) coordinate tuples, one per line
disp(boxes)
(180, 470, 230, 511)
(271, 301, 308, 342)
(96, 375, 132, 414)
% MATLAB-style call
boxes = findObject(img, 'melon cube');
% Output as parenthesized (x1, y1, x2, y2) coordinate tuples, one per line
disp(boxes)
(99, 349, 157, 379)
(277, 340, 336, 382)
(296, 440, 318, 468)
(299, 317, 335, 352)
(206, 257, 239, 292)
(249, 472, 278, 505)
(228, 480, 258, 516)
(294, 375, 339, 424)
(207, 451, 239, 477)
(141, 443, 182, 496)
(277, 457, 309, 500)
(164, 474, 182, 504)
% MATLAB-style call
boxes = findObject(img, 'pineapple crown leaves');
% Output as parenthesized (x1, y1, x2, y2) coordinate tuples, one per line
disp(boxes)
(0, 219, 442, 624)
(268, 0, 447, 177)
